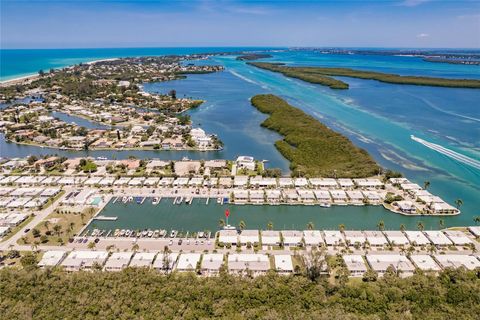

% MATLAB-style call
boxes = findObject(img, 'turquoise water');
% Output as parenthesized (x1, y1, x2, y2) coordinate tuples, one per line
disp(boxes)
(86, 198, 445, 233)
(1, 48, 479, 228)
(0, 47, 274, 81)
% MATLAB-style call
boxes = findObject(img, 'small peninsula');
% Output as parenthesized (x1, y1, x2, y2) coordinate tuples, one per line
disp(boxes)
(249, 62, 480, 89)
(250, 94, 380, 177)
(236, 53, 273, 61)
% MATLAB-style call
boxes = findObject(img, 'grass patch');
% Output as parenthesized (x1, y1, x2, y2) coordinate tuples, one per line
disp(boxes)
(249, 62, 480, 89)
(18, 207, 97, 246)
(250, 94, 380, 177)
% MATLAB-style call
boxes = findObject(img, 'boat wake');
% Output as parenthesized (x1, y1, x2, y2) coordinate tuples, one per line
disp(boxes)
(229, 70, 259, 85)
(411, 135, 480, 170)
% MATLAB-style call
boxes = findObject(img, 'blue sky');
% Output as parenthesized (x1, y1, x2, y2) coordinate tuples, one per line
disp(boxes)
(1, 0, 479, 49)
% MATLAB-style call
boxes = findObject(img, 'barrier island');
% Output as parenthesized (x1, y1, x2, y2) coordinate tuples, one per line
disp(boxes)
(249, 62, 480, 89)
(251, 94, 379, 177)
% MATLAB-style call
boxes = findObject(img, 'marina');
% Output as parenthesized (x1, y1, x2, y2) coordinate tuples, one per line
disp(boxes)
(84, 197, 450, 237)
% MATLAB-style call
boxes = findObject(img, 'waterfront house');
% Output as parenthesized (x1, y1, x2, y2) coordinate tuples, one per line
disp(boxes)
(297, 189, 315, 204)
(249, 190, 265, 204)
(343, 255, 368, 277)
(395, 201, 416, 214)
(236, 156, 255, 171)
(278, 177, 294, 188)
(443, 230, 473, 246)
(265, 189, 282, 203)
(0, 226, 10, 237)
(128, 177, 145, 187)
(337, 178, 354, 189)
(404, 231, 431, 246)
(353, 178, 384, 189)
(308, 178, 338, 189)
(434, 254, 480, 270)
(260, 230, 281, 246)
(233, 190, 248, 204)
(104, 252, 134, 271)
(294, 178, 309, 188)
(218, 229, 238, 245)
(228, 254, 270, 276)
(364, 231, 388, 247)
(60, 251, 109, 272)
(424, 231, 453, 247)
(281, 230, 303, 246)
(282, 189, 299, 204)
(84, 177, 103, 186)
(409, 255, 441, 272)
(41, 176, 61, 185)
(323, 230, 345, 246)
(303, 230, 324, 246)
(346, 190, 364, 204)
(330, 190, 348, 204)
(188, 177, 203, 188)
(383, 231, 410, 246)
(218, 177, 233, 188)
(152, 253, 179, 273)
(159, 177, 174, 187)
(143, 177, 160, 187)
(176, 253, 201, 272)
(239, 230, 260, 244)
(313, 190, 331, 203)
(174, 161, 201, 176)
(38, 251, 67, 268)
(363, 191, 383, 204)
(274, 255, 294, 274)
(233, 176, 249, 188)
(344, 231, 366, 247)
(366, 254, 415, 277)
(129, 252, 156, 268)
(113, 177, 131, 187)
(467, 226, 480, 238)
(98, 177, 116, 187)
(201, 253, 224, 276)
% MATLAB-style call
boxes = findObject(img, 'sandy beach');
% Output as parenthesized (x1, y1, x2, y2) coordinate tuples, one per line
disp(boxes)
(0, 57, 120, 87)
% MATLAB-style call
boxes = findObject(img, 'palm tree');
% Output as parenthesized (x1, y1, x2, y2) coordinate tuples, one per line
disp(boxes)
(80, 212, 86, 224)
(87, 241, 96, 250)
(218, 219, 225, 228)
(267, 221, 273, 230)
(53, 224, 62, 237)
(400, 224, 406, 232)
(43, 220, 50, 232)
(474, 216, 480, 225)
(238, 220, 246, 231)
(377, 220, 385, 231)
(68, 222, 75, 234)
(307, 222, 314, 230)
(438, 219, 445, 229)
(338, 224, 345, 232)
(132, 243, 140, 252)
(417, 221, 424, 232)
(454, 199, 463, 210)
(423, 181, 430, 190)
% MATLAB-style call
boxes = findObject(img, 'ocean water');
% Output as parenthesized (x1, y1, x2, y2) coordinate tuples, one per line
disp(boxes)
(1, 48, 479, 229)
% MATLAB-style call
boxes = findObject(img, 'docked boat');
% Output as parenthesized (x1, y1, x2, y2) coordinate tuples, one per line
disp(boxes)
(122, 196, 128, 203)
(223, 225, 236, 230)
(170, 230, 177, 238)
(319, 202, 331, 208)
(128, 196, 133, 202)
(147, 230, 154, 237)
(119, 229, 126, 237)
(159, 229, 167, 237)
(153, 230, 160, 238)
(125, 230, 131, 237)
(152, 197, 160, 205)
(114, 229, 120, 237)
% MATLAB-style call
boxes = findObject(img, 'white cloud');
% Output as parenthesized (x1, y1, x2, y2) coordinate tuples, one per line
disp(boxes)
(399, 0, 432, 7)
(416, 33, 430, 38)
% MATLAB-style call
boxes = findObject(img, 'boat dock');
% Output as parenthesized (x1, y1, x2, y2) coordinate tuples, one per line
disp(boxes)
(93, 216, 118, 221)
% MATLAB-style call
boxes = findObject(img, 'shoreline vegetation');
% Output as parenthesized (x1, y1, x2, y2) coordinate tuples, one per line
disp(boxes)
(236, 53, 273, 61)
(1, 268, 479, 319)
(248, 62, 480, 89)
(250, 94, 380, 177)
